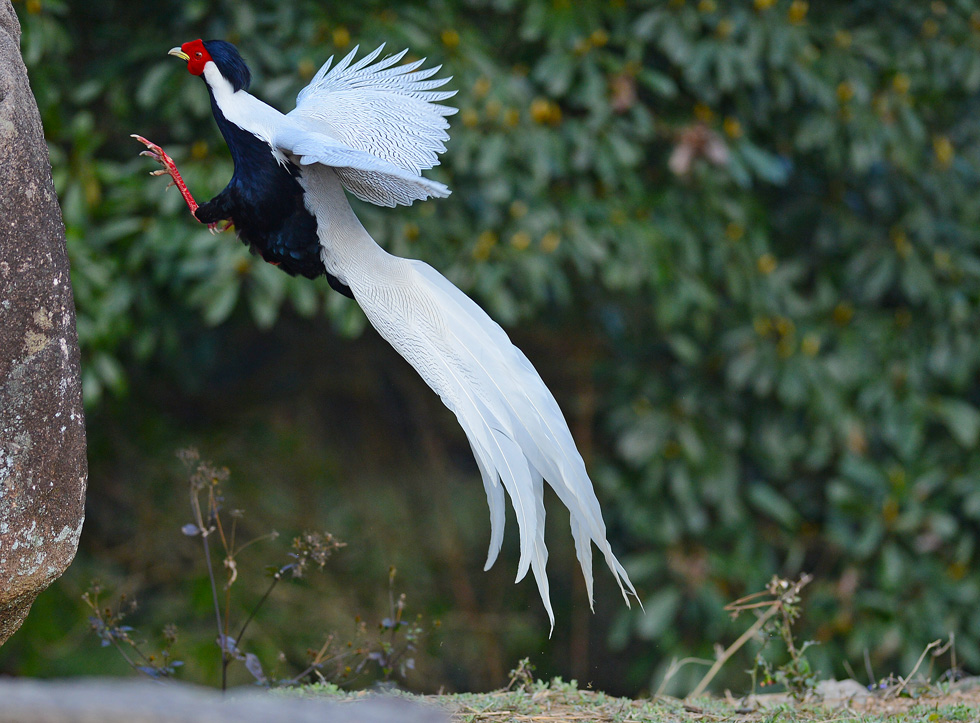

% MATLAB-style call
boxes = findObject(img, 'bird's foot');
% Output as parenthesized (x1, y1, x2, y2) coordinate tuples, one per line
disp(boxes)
(209, 219, 234, 235)
(131, 133, 200, 216)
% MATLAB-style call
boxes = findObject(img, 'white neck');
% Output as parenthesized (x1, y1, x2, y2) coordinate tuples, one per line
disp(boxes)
(202, 63, 283, 150)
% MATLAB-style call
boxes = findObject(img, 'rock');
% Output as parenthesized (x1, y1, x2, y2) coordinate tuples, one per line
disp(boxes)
(0, 0, 87, 645)
(815, 678, 871, 704)
(0, 678, 447, 723)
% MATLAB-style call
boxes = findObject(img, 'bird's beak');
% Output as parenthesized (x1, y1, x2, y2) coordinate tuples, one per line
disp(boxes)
(168, 47, 190, 61)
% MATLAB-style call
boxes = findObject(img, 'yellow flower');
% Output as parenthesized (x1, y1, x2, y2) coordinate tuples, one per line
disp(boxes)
(754, 317, 773, 337)
(461, 108, 479, 128)
(933, 135, 954, 168)
(697, 0, 716, 13)
(836, 81, 854, 103)
(540, 231, 561, 253)
(473, 230, 498, 260)
(191, 140, 209, 160)
(298, 58, 316, 80)
(723, 116, 742, 139)
(832, 302, 854, 326)
(754, 0, 776, 11)
(716, 18, 734, 38)
(403, 222, 420, 241)
(441, 29, 460, 49)
(332, 26, 350, 48)
(510, 231, 532, 250)
(834, 30, 852, 48)
(725, 222, 744, 241)
(948, 562, 968, 580)
(530, 98, 561, 125)
(757, 253, 777, 275)
(590, 29, 609, 47)
(801, 333, 821, 357)
(504, 108, 521, 127)
(882, 498, 899, 525)
(891, 228, 910, 258)
(892, 73, 911, 95)
(530, 98, 550, 124)
(693, 103, 714, 123)
(787, 0, 808, 24)
(473, 77, 492, 98)
(922, 18, 939, 37)
(509, 200, 529, 219)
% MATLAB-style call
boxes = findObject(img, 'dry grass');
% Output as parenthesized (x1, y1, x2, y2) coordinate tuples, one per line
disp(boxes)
(294, 676, 980, 723)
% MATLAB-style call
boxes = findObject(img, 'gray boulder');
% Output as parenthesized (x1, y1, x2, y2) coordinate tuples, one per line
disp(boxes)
(0, 0, 87, 645)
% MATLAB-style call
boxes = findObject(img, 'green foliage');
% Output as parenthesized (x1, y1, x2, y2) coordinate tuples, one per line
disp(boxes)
(12, 0, 980, 695)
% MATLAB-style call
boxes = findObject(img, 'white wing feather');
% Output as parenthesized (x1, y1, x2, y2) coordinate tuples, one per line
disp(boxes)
(289, 44, 457, 205)
(273, 124, 451, 207)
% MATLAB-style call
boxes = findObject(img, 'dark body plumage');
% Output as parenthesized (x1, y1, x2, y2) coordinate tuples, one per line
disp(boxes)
(193, 41, 352, 296)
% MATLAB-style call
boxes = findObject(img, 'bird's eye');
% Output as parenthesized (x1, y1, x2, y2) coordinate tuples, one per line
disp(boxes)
(195, 52, 203, 58)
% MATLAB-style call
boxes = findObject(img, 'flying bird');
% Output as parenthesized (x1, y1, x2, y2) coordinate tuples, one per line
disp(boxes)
(134, 39, 638, 628)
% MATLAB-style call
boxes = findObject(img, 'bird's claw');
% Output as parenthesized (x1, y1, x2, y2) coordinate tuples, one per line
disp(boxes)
(206, 220, 233, 235)
(133, 134, 179, 179)
(132, 132, 201, 216)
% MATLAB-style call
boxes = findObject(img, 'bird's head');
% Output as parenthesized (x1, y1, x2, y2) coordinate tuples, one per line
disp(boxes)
(169, 39, 251, 92)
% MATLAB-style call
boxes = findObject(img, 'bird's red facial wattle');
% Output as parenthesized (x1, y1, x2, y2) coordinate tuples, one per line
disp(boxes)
(168, 39, 211, 76)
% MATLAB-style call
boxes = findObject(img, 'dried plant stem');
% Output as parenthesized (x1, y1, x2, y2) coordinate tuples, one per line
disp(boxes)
(687, 602, 780, 700)
(235, 571, 283, 645)
(886, 638, 943, 699)
(199, 530, 229, 691)
(655, 657, 715, 698)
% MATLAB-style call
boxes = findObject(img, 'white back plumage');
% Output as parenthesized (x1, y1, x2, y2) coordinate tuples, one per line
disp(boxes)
(272, 46, 638, 629)
(287, 44, 457, 207)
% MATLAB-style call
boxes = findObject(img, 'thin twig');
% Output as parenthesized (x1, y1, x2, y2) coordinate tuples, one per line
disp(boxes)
(687, 603, 779, 700)
(887, 639, 942, 699)
(235, 570, 283, 645)
(655, 657, 715, 698)
(200, 530, 229, 691)
(864, 648, 875, 688)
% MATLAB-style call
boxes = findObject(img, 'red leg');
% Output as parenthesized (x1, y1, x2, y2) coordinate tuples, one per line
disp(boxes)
(132, 134, 228, 234)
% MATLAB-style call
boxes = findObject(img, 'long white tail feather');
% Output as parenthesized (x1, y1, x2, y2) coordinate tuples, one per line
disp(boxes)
(469, 439, 506, 570)
(300, 162, 636, 634)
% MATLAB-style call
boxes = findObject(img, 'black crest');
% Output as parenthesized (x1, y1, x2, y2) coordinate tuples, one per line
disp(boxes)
(202, 40, 251, 92)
